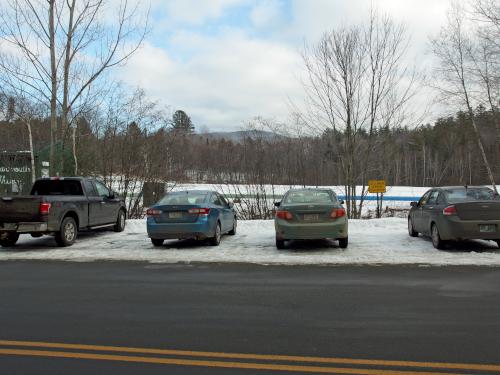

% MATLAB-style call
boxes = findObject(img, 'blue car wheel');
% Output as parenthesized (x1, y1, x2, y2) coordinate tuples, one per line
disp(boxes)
(209, 222, 221, 246)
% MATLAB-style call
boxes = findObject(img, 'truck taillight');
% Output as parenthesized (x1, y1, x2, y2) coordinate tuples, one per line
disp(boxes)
(39, 202, 51, 215)
(188, 208, 211, 216)
(443, 205, 457, 216)
(330, 208, 346, 218)
(146, 208, 161, 217)
(276, 210, 293, 220)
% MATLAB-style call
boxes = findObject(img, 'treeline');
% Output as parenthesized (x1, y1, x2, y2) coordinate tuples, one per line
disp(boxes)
(1, 106, 498, 189)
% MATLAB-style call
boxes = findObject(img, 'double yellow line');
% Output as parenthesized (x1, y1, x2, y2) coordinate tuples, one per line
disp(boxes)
(0, 339, 499, 374)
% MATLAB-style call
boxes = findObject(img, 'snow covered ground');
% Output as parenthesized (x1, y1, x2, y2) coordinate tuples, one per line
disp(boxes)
(2, 219, 500, 266)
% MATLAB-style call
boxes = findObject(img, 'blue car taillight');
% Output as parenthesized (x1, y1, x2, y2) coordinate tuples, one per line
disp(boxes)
(146, 208, 162, 217)
(188, 208, 210, 216)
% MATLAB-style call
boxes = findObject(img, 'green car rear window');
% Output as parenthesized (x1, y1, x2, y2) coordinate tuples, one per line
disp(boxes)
(284, 191, 335, 204)
(158, 192, 208, 205)
(444, 188, 499, 203)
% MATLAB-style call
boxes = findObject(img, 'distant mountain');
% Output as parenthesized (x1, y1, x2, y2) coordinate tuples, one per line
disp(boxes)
(199, 130, 284, 142)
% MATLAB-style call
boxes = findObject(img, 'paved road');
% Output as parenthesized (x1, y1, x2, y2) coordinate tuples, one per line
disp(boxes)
(0, 261, 499, 374)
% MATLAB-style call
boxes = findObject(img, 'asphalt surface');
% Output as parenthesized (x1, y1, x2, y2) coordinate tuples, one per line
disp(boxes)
(0, 261, 499, 374)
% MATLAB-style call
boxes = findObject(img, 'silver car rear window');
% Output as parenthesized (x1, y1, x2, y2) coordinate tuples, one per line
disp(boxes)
(284, 191, 335, 204)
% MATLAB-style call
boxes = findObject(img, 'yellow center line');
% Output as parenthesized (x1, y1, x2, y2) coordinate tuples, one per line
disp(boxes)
(0, 348, 476, 375)
(0, 339, 499, 373)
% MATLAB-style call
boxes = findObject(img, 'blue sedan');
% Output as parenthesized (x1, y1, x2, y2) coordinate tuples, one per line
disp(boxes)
(146, 190, 237, 246)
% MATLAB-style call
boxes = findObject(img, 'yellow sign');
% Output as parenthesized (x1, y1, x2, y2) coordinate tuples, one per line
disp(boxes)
(368, 180, 386, 193)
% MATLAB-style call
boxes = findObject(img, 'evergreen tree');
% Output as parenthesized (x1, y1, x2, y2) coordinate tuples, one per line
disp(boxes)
(171, 110, 195, 134)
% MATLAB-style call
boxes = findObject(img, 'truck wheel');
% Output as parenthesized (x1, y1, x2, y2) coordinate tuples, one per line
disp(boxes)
(55, 217, 77, 247)
(113, 209, 126, 232)
(0, 232, 19, 247)
(209, 222, 221, 246)
(338, 237, 348, 249)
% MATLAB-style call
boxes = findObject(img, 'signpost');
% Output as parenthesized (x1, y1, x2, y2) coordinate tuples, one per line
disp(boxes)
(368, 180, 386, 218)
(0, 151, 33, 195)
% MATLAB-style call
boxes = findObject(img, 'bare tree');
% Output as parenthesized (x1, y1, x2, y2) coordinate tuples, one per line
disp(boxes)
(299, 11, 419, 218)
(430, 2, 497, 192)
(470, 0, 500, 156)
(0, 0, 149, 175)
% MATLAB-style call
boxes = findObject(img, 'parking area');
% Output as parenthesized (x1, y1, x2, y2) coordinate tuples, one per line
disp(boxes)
(1, 218, 500, 265)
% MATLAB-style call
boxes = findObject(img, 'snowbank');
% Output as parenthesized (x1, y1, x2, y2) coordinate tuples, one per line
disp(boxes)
(1, 219, 500, 266)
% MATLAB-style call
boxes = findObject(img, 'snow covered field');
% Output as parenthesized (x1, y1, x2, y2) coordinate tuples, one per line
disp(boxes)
(2, 218, 500, 266)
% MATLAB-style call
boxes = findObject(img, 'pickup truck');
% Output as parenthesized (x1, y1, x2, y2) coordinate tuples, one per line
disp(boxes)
(0, 177, 127, 247)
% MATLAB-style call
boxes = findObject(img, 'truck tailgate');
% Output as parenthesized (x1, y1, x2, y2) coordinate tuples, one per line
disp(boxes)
(0, 196, 43, 222)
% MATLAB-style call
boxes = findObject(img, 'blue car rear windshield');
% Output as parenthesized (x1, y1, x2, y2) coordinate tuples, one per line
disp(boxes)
(284, 190, 335, 204)
(158, 192, 208, 205)
(444, 188, 499, 203)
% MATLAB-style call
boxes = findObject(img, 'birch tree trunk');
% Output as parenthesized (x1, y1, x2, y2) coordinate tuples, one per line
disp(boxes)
(48, 0, 58, 176)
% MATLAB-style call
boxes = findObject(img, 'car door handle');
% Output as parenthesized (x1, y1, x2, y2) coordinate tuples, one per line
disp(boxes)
(100, 201, 106, 204)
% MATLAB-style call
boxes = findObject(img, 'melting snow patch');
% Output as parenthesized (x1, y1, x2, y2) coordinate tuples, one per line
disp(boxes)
(1, 218, 500, 266)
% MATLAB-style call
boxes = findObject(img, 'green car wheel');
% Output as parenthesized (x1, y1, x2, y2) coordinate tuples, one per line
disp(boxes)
(338, 237, 348, 248)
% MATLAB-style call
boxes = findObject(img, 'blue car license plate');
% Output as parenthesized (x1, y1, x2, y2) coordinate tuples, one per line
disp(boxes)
(169, 212, 183, 219)
(479, 224, 496, 233)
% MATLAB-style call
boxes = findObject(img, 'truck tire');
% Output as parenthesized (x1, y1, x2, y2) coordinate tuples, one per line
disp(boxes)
(0, 232, 19, 247)
(55, 217, 77, 247)
(113, 209, 126, 232)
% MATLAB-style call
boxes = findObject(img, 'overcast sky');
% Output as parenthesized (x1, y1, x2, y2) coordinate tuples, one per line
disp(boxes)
(118, 0, 451, 132)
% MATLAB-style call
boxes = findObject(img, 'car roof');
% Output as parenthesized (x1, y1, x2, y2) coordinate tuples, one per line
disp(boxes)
(286, 188, 333, 192)
(169, 190, 215, 194)
(284, 188, 335, 195)
(435, 186, 491, 190)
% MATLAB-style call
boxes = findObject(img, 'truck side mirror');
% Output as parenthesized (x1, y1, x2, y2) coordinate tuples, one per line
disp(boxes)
(274, 201, 281, 207)
(108, 192, 116, 199)
(410, 201, 418, 207)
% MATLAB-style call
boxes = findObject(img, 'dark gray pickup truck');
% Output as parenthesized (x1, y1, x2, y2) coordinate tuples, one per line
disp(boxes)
(0, 177, 127, 247)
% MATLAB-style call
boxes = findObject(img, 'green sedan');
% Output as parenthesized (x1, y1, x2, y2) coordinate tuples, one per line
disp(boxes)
(274, 188, 348, 249)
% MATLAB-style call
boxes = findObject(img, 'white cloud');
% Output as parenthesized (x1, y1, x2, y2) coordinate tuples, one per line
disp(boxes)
(119, 33, 303, 131)
(116, 0, 451, 130)
(153, 0, 248, 26)
(250, 0, 284, 28)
